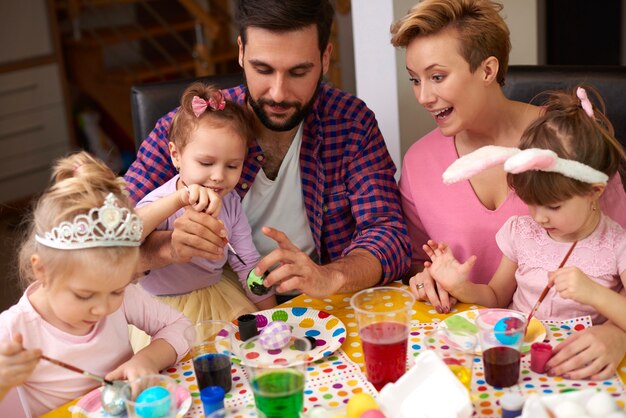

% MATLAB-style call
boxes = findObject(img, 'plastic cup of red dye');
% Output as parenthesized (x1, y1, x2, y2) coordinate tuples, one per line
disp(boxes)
(530, 342, 553, 373)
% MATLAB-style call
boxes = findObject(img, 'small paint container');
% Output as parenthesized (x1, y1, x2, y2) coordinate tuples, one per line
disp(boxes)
(237, 314, 258, 341)
(530, 342, 553, 373)
(201, 386, 225, 416)
(500, 393, 524, 418)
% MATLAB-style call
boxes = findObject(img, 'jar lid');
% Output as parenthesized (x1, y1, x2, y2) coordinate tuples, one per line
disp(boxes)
(500, 393, 525, 410)
(200, 386, 225, 403)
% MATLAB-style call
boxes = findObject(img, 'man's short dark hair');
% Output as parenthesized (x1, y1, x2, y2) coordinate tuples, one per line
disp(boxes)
(236, 0, 335, 53)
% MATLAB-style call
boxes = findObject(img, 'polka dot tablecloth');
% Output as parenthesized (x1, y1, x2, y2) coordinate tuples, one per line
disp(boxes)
(43, 284, 626, 418)
(162, 349, 377, 417)
(407, 315, 626, 418)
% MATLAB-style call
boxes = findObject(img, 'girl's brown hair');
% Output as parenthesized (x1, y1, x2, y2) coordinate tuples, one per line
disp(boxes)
(17, 151, 138, 289)
(390, 0, 511, 85)
(170, 82, 255, 152)
(509, 85, 626, 205)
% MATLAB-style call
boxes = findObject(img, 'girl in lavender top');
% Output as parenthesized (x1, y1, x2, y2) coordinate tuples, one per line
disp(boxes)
(133, 82, 276, 342)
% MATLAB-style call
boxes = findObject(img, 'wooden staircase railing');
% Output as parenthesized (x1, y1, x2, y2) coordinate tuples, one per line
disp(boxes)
(53, 0, 240, 148)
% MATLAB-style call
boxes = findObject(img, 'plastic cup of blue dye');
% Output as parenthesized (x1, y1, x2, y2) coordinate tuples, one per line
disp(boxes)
(124, 374, 178, 418)
(184, 320, 234, 393)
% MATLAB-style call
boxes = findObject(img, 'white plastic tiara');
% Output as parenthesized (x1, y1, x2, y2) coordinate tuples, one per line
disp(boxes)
(35, 193, 143, 250)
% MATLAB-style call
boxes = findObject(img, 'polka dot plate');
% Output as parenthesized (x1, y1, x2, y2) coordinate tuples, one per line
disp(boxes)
(439, 309, 546, 354)
(233, 307, 346, 362)
(70, 384, 190, 417)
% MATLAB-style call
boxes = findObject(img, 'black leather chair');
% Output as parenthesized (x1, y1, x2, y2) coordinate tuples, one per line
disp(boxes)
(130, 72, 244, 151)
(503, 65, 626, 149)
(130, 66, 626, 150)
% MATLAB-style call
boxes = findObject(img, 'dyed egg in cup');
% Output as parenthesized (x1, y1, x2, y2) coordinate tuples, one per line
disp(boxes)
(475, 309, 527, 388)
(124, 375, 178, 418)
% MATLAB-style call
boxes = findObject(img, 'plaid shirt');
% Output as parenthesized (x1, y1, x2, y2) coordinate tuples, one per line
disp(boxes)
(124, 83, 411, 283)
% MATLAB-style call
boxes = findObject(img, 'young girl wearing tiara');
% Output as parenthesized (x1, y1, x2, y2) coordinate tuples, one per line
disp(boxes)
(0, 152, 191, 417)
(135, 82, 276, 328)
(425, 86, 626, 329)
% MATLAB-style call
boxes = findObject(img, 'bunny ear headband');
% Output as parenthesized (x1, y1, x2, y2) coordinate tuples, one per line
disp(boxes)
(442, 145, 608, 185)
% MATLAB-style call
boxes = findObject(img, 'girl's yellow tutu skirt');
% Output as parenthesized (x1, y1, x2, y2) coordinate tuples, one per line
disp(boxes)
(129, 268, 257, 352)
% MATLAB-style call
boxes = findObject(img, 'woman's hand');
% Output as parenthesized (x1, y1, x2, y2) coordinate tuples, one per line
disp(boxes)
(546, 322, 626, 380)
(0, 334, 40, 400)
(408, 267, 457, 314)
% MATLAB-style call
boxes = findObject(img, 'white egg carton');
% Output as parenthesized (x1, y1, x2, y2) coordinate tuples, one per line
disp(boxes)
(378, 350, 473, 418)
(521, 388, 626, 418)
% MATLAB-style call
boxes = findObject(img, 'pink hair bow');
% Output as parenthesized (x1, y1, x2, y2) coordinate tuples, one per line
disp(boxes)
(443, 145, 608, 185)
(191, 93, 226, 117)
(576, 87, 594, 118)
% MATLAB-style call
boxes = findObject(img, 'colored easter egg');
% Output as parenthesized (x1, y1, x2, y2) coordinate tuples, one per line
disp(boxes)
(494, 317, 524, 345)
(135, 386, 171, 418)
(259, 320, 292, 350)
(347, 393, 379, 418)
(360, 409, 386, 418)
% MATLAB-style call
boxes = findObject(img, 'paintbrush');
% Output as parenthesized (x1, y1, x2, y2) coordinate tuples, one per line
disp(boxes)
(181, 183, 247, 266)
(224, 238, 246, 265)
(526, 240, 578, 325)
(41, 354, 114, 385)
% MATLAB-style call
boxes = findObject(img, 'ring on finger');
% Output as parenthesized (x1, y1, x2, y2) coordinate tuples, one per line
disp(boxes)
(416, 283, 425, 290)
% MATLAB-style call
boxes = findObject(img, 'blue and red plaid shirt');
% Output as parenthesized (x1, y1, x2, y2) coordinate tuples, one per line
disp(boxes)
(124, 83, 411, 283)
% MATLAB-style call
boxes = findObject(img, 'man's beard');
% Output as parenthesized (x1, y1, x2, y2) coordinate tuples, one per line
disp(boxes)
(245, 74, 322, 132)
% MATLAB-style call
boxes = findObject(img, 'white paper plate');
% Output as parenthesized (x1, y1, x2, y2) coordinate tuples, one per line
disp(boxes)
(439, 309, 546, 354)
(234, 307, 346, 362)
(70, 384, 191, 418)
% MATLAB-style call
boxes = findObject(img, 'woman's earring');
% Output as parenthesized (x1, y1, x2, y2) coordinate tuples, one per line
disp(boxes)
(174, 165, 179, 172)
(592, 204, 597, 211)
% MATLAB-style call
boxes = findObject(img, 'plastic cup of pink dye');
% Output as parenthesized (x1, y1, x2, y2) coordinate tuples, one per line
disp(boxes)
(530, 342, 553, 373)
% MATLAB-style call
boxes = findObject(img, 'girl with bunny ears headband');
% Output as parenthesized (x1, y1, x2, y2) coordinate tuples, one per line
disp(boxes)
(445, 86, 624, 199)
(426, 86, 626, 334)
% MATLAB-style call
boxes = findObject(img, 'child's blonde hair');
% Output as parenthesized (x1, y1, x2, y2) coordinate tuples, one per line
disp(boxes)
(18, 151, 138, 289)
(509, 85, 626, 205)
(390, 0, 511, 85)
(170, 82, 255, 152)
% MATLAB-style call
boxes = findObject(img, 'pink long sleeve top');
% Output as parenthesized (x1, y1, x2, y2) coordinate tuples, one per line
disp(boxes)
(0, 284, 191, 417)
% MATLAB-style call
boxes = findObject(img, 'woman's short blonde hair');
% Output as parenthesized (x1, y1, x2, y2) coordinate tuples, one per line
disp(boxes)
(390, 0, 511, 85)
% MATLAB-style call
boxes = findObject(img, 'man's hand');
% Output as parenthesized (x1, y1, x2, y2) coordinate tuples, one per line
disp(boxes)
(254, 227, 342, 299)
(170, 209, 228, 263)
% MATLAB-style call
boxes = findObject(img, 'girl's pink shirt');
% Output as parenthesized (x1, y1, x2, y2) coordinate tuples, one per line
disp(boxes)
(498, 214, 626, 323)
(400, 129, 626, 283)
(0, 284, 191, 417)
